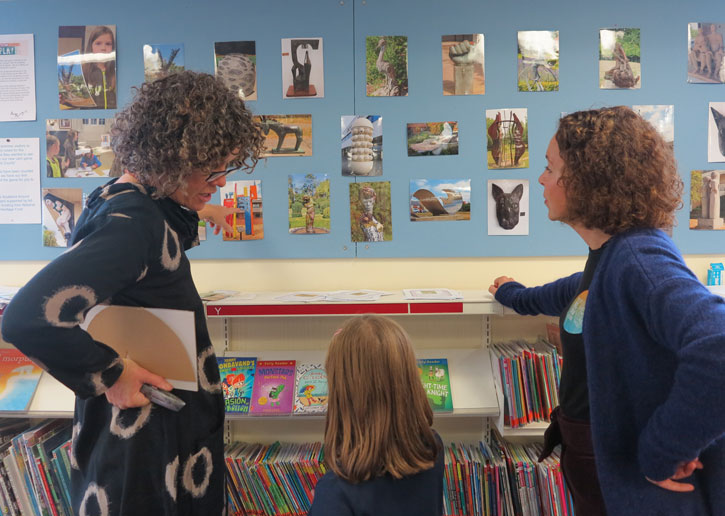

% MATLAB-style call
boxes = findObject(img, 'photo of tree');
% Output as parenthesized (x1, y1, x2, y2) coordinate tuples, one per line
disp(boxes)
(143, 43, 184, 82)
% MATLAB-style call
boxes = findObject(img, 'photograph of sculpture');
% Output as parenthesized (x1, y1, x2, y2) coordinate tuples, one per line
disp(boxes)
(486, 108, 528, 169)
(58, 25, 117, 109)
(214, 40, 257, 101)
(688, 23, 725, 84)
(487, 179, 529, 236)
(442, 34, 484, 95)
(599, 28, 640, 89)
(689, 170, 724, 230)
(253, 114, 312, 157)
(410, 179, 470, 222)
(220, 180, 263, 241)
(407, 121, 459, 156)
(288, 173, 330, 234)
(281, 37, 324, 98)
(366, 36, 408, 96)
(517, 30, 559, 92)
(710, 102, 725, 162)
(632, 105, 674, 148)
(46, 118, 114, 177)
(341, 115, 382, 176)
(143, 43, 184, 82)
(42, 188, 82, 247)
(349, 182, 392, 242)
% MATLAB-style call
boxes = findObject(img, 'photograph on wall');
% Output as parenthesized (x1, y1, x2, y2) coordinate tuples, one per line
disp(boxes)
(214, 40, 257, 101)
(288, 173, 330, 234)
(599, 28, 640, 89)
(710, 102, 725, 162)
(517, 30, 559, 92)
(349, 181, 392, 242)
(341, 115, 382, 176)
(143, 43, 184, 82)
(486, 108, 528, 169)
(42, 188, 82, 247)
(410, 179, 470, 222)
(442, 34, 484, 95)
(689, 170, 724, 230)
(281, 37, 324, 98)
(632, 105, 674, 147)
(407, 121, 459, 156)
(487, 179, 529, 236)
(366, 36, 408, 97)
(687, 23, 725, 84)
(219, 180, 263, 241)
(253, 114, 312, 157)
(46, 118, 114, 177)
(58, 25, 116, 109)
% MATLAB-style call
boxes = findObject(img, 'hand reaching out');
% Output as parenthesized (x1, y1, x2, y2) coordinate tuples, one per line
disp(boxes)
(488, 276, 516, 296)
(198, 204, 242, 235)
(647, 458, 704, 492)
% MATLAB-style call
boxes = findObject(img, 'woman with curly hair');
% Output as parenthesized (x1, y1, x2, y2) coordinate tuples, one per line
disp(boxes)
(489, 106, 725, 515)
(2, 70, 264, 515)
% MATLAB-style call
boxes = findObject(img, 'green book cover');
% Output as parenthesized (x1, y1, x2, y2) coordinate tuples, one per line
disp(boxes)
(417, 358, 453, 412)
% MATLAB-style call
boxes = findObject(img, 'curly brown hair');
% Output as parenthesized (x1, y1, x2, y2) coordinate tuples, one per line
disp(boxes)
(555, 106, 683, 234)
(111, 70, 264, 197)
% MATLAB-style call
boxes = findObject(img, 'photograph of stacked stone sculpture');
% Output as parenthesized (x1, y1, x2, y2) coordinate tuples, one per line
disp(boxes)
(281, 37, 324, 98)
(442, 34, 484, 95)
(410, 179, 470, 222)
(341, 115, 382, 176)
(254, 114, 312, 157)
(143, 43, 184, 82)
(690, 170, 724, 230)
(406, 121, 458, 156)
(486, 108, 528, 169)
(288, 174, 330, 234)
(688, 22, 725, 84)
(487, 179, 529, 236)
(366, 36, 408, 96)
(517, 30, 559, 92)
(214, 40, 257, 100)
(349, 182, 392, 242)
(600, 28, 640, 89)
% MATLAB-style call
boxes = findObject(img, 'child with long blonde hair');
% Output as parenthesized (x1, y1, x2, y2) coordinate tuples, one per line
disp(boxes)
(309, 314, 443, 516)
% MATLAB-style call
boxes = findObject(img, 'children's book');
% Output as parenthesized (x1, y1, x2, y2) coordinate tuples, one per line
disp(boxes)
(218, 356, 257, 414)
(293, 363, 328, 415)
(418, 358, 453, 412)
(249, 360, 296, 415)
(0, 349, 42, 411)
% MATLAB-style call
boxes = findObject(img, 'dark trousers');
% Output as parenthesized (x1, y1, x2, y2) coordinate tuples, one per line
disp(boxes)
(540, 406, 607, 516)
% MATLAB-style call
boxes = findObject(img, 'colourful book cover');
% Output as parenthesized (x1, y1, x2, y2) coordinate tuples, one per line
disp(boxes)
(293, 363, 328, 415)
(217, 357, 257, 414)
(417, 358, 453, 412)
(0, 349, 42, 411)
(249, 360, 295, 415)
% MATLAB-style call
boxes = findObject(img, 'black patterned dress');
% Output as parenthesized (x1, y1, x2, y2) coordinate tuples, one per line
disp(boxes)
(1, 180, 226, 515)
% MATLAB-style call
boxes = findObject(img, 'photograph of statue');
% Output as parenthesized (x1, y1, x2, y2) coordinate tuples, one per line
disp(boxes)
(253, 114, 312, 157)
(688, 23, 725, 84)
(219, 180, 264, 241)
(406, 121, 458, 156)
(143, 43, 184, 82)
(632, 105, 674, 149)
(214, 40, 257, 101)
(486, 108, 528, 169)
(487, 179, 529, 236)
(410, 179, 470, 222)
(341, 115, 382, 176)
(46, 118, 115, 177)
(42, 188, 82, 247)
(442, 34, 484, 96)
(689, 170, 725, 230)
(281, 37, 324, 98)
(709, 102, 725, 162)
(288, 174, 330, 234)
(349, 182, 392, 242)
(366, 36, 408, 97)
(600, 28, 640, 89)
(517, 30, 559, 92)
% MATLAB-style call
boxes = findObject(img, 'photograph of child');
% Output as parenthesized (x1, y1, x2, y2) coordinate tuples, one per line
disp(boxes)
(46, 118, 114, 177)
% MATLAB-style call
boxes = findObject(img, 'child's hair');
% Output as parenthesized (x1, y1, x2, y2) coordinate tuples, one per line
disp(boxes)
(323, 314, 439, 484)
(82, 26, 116, 89)
(46, 135, 60, 151)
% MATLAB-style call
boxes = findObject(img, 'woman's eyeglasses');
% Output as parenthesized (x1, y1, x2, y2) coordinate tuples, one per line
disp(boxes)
(205, 164, 242, 183)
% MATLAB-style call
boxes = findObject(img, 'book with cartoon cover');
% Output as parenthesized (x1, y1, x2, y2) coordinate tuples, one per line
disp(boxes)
(249, 360, 295, 415)
(217, 356, 256, 414)
(293, 363, 328, 414)
(417, 358, 453, 412)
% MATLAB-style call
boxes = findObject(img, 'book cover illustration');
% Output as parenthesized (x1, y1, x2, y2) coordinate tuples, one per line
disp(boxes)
(417, 358, 453, 412)
(293, 363, 328, 414)
(0, 349, 42, 411)
(218, 357, 256, 414)
(249, 360, 296, 415)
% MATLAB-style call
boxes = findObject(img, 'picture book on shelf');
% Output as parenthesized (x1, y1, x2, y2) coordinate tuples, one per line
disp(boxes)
(249, 360, 296, 415)
(293, 363, 328, 414)
(0, 349, 42, 411)
(217, 356, 256, 414)
(417, 358, 453, 412)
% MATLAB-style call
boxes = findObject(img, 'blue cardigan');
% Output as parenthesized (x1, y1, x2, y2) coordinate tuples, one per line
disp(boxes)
(495, 229, 725, 516)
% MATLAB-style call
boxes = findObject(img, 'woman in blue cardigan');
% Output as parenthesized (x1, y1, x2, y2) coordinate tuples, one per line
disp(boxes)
(490, 106, 725, 516)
